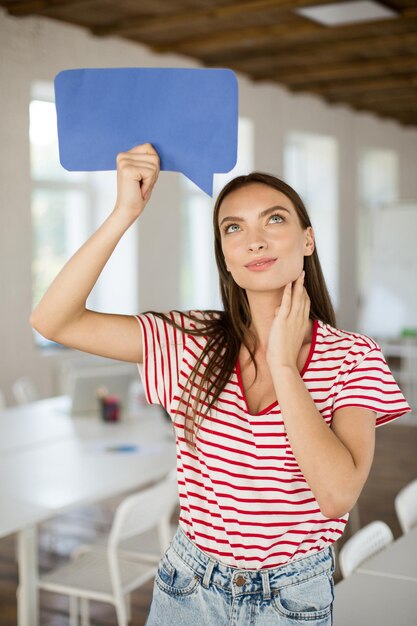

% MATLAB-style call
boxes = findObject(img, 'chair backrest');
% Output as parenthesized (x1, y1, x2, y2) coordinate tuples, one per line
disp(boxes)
(339, 520, 394, 578)
(12, 376, 39, 405)
(108, 468, 178, 551)
(395, 478, 417, 534)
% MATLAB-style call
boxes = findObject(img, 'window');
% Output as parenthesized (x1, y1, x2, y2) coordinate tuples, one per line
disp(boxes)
(30, 82, 138, 349)
(180, 117, 254, 310)
(284, 132, 339, 310)
(357, 148, 399, 335)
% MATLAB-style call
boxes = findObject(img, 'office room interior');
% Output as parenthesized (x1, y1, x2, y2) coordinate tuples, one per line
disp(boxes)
(0, 1, 417, 625)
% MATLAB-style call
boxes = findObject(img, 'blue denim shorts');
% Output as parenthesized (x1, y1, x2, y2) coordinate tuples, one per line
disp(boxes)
(146, 525, 336, 625)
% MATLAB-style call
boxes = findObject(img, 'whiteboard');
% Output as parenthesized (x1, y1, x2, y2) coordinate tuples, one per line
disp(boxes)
(359, 201, 417, 338)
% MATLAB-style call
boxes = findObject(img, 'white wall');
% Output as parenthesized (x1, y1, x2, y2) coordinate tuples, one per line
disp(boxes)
(1, 8, 416, 405)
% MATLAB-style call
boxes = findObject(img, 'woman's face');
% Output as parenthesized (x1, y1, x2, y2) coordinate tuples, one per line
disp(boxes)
(218, 183, 314, 294)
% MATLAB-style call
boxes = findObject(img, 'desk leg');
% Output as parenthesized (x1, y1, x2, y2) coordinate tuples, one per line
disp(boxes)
(17, 526, 39, 626)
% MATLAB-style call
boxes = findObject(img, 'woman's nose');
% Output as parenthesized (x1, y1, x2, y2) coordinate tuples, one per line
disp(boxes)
(247, 236, 267, 252)
(248, 242, 265, 252)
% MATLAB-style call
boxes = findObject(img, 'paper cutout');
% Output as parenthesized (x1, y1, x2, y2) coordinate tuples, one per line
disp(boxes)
(54, 67, 238, 195)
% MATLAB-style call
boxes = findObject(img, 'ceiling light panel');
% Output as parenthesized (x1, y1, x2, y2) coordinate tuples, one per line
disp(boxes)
(295, 1, 398, 27)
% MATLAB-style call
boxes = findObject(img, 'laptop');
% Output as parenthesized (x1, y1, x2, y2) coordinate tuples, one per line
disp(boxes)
(66, 364, 136, 415)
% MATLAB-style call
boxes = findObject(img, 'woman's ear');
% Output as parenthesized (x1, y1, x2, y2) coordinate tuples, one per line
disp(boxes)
(304, 227, 315, 256)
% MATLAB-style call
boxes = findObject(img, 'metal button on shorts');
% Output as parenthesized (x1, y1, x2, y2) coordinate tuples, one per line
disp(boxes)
(235, 575, 246, 587)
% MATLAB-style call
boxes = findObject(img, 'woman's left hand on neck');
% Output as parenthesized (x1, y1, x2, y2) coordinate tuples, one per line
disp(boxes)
(266, 270, 311, 371)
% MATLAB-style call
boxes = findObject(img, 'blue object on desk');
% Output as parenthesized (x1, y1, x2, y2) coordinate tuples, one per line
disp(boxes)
(106, 445, 140, 453)
(54, 67, 238, 195)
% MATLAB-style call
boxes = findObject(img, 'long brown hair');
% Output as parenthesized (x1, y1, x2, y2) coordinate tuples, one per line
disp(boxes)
(146, 173, 336, 449)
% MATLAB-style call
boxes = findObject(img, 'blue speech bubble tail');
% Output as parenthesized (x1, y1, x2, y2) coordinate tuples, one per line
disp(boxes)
(184, 170, 214, 197)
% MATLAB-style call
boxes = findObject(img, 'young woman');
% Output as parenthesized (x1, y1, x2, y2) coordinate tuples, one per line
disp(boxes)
(30, 143, 411, 625)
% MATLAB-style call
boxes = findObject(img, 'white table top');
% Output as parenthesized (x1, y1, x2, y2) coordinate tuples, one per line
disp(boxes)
(357, 526, 417, 581)
(0, 395, 161, 453)
(334, 572, 417, 625)
(0, 396, 76, 454)
(0, 395, 176, 539)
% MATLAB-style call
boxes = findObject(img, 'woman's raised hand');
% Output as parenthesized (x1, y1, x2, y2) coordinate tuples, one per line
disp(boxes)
(114, 143, 160, 219)
(266, 270, 311, 371)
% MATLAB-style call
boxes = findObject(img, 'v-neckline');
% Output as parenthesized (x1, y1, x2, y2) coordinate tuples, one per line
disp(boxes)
(235, 318, 320, 416)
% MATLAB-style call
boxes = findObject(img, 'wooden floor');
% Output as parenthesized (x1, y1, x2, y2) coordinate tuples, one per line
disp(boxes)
(1, 420, 416, 625)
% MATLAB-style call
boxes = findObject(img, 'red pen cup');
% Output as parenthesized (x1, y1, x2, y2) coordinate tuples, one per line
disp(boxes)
(100, 395, 121, 422)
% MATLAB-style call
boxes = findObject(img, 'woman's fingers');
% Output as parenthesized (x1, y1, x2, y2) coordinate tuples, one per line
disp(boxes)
(278, 281, 292, 317)
(123, 144, 160, 199)
(129, 142, 159, 156)
(268, 271, 310, 367)
(117, 153, 160, 169)
(118, 162, 155, 194)
(114, 143, 161, 214)
(292, 271, 307, 313)
(279, 271, 308, 318)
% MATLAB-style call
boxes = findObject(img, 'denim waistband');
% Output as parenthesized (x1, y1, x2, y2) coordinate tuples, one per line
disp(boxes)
(168, 526, 335, 599)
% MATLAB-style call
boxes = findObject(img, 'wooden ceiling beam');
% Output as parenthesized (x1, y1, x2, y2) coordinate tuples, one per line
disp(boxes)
(353, 107, 416, 126)
(148, 19, 317, 54)
(149, 21, 318, 54)
(394, 119, 417, 127)
(4, 0, 98, 16)
(372, 105, 417, 115)
(150, 9, 417, 54)
(285, 74, 417, 97)
(314, 97, 416, 126)
(390, 115, 417, 127)
(254, 55, 417, 84)
(359, 96, 417, 110)
(209, 32, 417, 72)
(90, 0, 339, 38)
(348, 90, 417, 105)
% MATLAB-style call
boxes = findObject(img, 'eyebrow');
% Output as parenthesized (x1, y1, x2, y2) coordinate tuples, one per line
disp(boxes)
(219, 205, 291, 228)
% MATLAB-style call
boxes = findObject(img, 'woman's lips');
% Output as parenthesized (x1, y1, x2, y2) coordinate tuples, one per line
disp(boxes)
(245, 258, 277, 271)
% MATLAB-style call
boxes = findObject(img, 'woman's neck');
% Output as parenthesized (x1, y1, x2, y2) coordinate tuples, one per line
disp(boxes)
(245, 289, 313, 351)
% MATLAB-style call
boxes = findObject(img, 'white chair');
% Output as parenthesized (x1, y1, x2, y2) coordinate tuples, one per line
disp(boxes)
(338, 520, 394, 579)
(395, 478, 417, 534)
(12, 376, 39, 405)
(38, 469, 178, 626)
(72, 468, 178, 563)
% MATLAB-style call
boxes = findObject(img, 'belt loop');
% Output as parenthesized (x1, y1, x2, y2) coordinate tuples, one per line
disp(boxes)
(330, 544, 336, 574)
(202, 558, 216, 589)
(261, 570, 271, 600)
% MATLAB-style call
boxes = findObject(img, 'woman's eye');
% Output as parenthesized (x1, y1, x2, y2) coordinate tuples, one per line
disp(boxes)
(269, 214, 284, 223)
(225, 224, 240, 234)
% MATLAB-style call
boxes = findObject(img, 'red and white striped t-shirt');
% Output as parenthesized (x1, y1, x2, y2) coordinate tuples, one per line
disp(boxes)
(134, 311, 411, 570)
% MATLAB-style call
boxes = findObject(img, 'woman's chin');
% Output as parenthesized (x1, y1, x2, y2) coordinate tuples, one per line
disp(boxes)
(242, 283, 288, 295)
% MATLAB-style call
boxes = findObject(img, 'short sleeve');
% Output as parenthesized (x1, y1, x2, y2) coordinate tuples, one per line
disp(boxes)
(133, 312, 186, 411)
(333, 346, 413, 427)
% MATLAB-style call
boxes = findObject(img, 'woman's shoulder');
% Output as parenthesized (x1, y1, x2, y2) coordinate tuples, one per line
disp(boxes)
(317, 318, 381, 354)
(184, 309, 224, 322)
(142, 309, 224, 333)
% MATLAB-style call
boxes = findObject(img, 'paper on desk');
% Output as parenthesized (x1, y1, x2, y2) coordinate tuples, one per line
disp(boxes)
(84, 441, 167, 455)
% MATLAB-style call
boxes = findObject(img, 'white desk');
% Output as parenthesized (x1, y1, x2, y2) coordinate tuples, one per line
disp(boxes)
(0, 396, 176, 626)
(334, 572, 417, 625)
(357, 526, 417, 581)
(0, 396, 75, 454)
(334, 528, 417, 624)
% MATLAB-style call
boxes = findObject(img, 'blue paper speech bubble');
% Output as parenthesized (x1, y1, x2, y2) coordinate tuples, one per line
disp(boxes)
(54, 67, 238, 196)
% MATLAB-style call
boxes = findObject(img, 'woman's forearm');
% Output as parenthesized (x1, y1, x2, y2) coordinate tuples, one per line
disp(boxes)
(30, 144, 160, 340)
(271, 365, 356, 518)
(30, 208, 136, 338)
